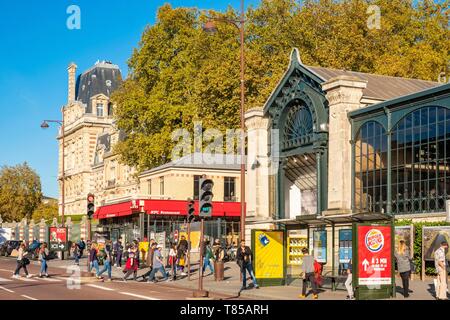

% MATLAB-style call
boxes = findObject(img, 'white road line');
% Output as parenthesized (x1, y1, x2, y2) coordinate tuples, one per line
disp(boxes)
(21, 295, 38, 301)
(38, 277, 62, 282)
(87, 284, 115, 291)
(0, 277, 13, 282)
(119, 292, 160, 300)
(0, 286, 14, 293)
(16, 277, 37, 282)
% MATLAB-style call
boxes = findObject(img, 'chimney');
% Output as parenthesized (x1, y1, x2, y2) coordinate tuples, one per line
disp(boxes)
(67, 62, 77, 102)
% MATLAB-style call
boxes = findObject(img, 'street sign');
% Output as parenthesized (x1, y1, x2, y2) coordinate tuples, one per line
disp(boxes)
(49, 227, 68, 251)
(357, 225, 392, 286)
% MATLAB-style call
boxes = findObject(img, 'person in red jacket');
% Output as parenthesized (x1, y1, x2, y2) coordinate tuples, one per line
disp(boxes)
(122, 244, 139, 281)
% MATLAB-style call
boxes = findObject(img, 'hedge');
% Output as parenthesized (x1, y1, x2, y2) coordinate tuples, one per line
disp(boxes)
(395, 219, 449, 276)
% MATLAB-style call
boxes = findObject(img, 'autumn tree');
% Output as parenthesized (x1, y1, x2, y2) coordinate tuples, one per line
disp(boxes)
(113, 0, 449, 171)
(32, 201, 58, 222)
(0, 163, 42, 222)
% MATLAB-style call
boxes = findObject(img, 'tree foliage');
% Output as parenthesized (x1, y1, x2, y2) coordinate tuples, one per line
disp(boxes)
(113, 0, 449, 171)
(0, 163, 42, 222)
(32, 201, 58, 222)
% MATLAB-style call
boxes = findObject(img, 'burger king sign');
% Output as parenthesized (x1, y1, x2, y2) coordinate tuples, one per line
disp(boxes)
(357, 225, 392, 286)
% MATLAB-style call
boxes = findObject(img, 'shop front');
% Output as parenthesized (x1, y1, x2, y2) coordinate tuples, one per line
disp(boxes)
(94, 199, 241, 249)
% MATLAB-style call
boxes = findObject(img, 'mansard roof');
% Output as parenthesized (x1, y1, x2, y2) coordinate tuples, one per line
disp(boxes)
(75, 61, 122, 113)
(264, 48, 440, 113)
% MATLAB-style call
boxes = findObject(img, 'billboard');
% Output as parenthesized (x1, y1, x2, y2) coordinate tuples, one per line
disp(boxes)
(49, 227, 68, 251)
(313, 230, 327, 263)
(394, 226, 414, 258)
(339, 229, 352, 264)
(254, 230, 284, 280)
(423, 226, 450, 261)
(0, 228, 12, 244)
(357, 225, 392, 286)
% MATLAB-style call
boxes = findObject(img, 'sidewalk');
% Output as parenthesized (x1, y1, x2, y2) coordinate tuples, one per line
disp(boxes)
(36, 256, 442, 300)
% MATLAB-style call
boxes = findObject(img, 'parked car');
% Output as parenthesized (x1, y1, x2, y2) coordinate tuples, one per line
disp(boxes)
(0, 240, 21, 257)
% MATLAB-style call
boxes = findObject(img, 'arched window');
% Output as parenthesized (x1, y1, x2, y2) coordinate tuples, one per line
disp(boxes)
(283, 103, 314, 149)
(391, 106, 450, 214)
(354, 121, 387, 213)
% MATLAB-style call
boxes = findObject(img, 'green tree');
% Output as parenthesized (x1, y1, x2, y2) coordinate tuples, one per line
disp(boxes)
(0, 163, 43, 222)
(32, 201, 58, 222)
(113, 0, 449, 171)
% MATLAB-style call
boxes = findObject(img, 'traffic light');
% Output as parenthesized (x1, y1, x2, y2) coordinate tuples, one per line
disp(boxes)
(87, 193, 95, 219)
(199, 176, 213, 217)
(187, 198, 195, 223)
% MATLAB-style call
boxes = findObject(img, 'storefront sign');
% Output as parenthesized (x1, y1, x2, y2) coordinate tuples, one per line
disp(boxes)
(357, 225, 392, 285)
(395, 226, 414, 258)
(423, 226, 450, 261)
(339, 229, 352, 264)
(49, 227, 68, 251)
(253, 230, 284, 280)
(313, 230, 327, 263)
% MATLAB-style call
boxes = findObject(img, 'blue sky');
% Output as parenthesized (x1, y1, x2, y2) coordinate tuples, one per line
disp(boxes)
(0, 0, 259, 198)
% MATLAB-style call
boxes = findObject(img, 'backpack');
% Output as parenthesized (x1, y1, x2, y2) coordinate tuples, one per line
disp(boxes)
(79, 241, 86, 250)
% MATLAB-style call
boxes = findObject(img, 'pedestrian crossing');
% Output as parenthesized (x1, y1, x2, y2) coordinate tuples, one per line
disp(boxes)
(0, 276, 65, 283)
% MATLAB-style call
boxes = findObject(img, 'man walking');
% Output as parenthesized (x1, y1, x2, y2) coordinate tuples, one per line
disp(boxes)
(147, 244, 168, 283)
(177, 235, 188, 276)
(236, 240, 259, 290)
(113, 238, 123, 268)
(299, 247, 318, 299)
(434, 241, 448, 300)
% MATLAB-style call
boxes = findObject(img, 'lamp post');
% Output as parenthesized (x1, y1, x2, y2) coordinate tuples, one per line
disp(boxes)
(203, 0, 246, 242)
(41, 109, 66, 258)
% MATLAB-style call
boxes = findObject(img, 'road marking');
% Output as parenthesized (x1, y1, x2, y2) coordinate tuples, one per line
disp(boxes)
(0, 286, 14, 293)
(119, 292, 160, 300)
(16, 277, 37, 282)
(87, 284, 115, 291)
(0, 277, 13, 282)
(21, 295, 38, 300)
(38, 277, 62, 282)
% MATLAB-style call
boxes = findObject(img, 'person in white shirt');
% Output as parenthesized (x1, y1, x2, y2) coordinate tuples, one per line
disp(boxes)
(434, 241, 448, 300)
(13, 243, 32, 278)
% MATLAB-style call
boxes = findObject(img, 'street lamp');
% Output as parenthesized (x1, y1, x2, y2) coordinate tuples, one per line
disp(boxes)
(40, 116, 65, 227)
(203, 0, 246, 243)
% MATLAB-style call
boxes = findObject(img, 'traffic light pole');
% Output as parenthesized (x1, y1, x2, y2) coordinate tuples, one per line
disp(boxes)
(187, 221, 191, 281)
(193, 218, 208, 298)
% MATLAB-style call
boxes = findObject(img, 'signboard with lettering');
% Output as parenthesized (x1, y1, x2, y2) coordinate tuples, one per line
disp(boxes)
(253, 230, 285, 286)
(357, 225, 392, 286)
(49, 227, 68, 251)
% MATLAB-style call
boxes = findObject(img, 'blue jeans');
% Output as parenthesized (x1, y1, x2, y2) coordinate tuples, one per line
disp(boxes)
(242, 263, 257, 288)
(202, 257, 214, 273)
(74, 252, 79, 264)
(90, 260, 99, 274)
(97, 260, 112, 279)
(148, 266, 168, 281)
(39, 260, 47, 275)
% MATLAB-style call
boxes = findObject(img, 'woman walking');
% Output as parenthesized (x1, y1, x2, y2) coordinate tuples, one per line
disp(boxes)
(123, 244, 139, 281)
(395, 240, 412, 298)
(38, 243, 49, 278)
(13, 243, 32, 278)
(89, 242, 100, 277)
(168, 243, 177, 281)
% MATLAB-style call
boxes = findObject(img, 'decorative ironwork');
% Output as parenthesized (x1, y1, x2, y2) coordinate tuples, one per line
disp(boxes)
(283, 103, 314, 149)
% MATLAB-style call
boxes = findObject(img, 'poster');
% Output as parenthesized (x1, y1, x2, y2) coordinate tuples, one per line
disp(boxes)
(357, 225, 392, 286)
(49, 227, 68, 251)
(254, 230, 284, 279)
(339, 229, 352, 264)
(395, 226, 413, 258)
(423, 226, 450, 261)
(0, 228, 12, 244)
(313, 230, 327, 263)
(179, 222, 201, 252)
(93, 231, 110, 250)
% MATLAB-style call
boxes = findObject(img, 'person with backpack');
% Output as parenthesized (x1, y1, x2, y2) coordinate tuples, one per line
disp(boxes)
(202, 240, 214, 276)
(299, 247, 318, 299)
(97, 240, 113, 281)
(236, 239, 259, 290)
(13, 243, 32, 279)
(78, 238, 86, 258)
(89, 242, 100, 278)
(38, 243, 49, 278)
(72, 242, 80, 265)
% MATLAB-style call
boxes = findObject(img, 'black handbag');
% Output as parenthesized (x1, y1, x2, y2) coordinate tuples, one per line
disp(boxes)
(22, 258, 30, 266)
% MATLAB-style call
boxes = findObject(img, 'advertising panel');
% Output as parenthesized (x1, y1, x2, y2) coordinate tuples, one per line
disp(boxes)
(49, 227, 68, 251)
(179, 222, 201, 252)
(357, 225, 392, 286)
(93, 231, 110, 250)
(313, 230, 327, 263)
(0, 228, 12, 244)
(339, 229, 352, 264)
(394, 226, 414, 258)
(423, 226, 450, 261)
(254, 230, 284, 279)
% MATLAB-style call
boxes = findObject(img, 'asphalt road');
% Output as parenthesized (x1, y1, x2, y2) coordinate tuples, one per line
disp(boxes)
(0, 257, 241, 300)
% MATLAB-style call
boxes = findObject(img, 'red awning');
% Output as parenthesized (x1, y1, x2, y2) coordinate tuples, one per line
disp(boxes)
(94, 199, 241, 219)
